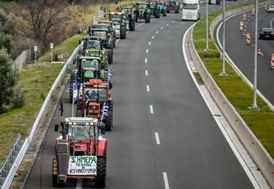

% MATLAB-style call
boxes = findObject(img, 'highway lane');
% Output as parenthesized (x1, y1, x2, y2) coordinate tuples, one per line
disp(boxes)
(218, 7, 274, 105)
(23, 2, 255, 189)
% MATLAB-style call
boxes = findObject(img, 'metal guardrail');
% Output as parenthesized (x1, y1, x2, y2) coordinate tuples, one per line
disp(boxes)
(0, 44, 81, 189)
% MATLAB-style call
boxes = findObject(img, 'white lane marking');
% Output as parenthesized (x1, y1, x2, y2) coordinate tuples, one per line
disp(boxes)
(115, 39, 120, 44)
(155, 132, 160, 144)
(146, 49, 149, 53)
(152, 36, 155, 39)
(156, 31, 159, 34)
(146, 85, 150, 92)
(150, 105, 154, 114)
(145, 70, 148, 76)
(171, 20, 175, 23)
(149, 41, 151, 45)
(145, 58, 148, 63)
(161, 27, 164, 30)
(163, 172, 170, 189)
(166, 23, 169, 26)
(76, 179, 82, 189)
(135, 23, 144, 28)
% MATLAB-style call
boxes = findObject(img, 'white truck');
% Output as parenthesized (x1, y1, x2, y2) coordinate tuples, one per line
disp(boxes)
(181, 0, 200, 21)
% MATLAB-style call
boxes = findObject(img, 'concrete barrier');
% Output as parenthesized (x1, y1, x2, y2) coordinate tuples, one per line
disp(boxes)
(189, 4, 274, 188)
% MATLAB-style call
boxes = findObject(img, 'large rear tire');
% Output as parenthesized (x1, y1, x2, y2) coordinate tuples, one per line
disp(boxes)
(120, 26, 127, 39)
(129, 20, 135, 31)
(145, 14, 150, 23)
(94, 157, 106, 188)
(105, 111, 113, 131)
(69, 82, 73, 104)
(113, 37, 116, 48)
(52, 158, 58, 187)
(107, 49, 113, 64)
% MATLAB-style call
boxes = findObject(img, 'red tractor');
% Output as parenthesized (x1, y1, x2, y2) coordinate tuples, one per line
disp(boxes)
(76, 79, 113, 131)
(52, 106, 107, 188)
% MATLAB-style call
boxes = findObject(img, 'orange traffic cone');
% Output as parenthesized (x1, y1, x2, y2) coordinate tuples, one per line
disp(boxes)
(246, 33, 251, 45)
(258, 49, 264, 56)
(240, 21, 244, 31)
(271, 53, 274, 69)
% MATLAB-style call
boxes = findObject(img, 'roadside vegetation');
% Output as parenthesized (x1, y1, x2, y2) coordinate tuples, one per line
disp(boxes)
(193, 3, 274, 158)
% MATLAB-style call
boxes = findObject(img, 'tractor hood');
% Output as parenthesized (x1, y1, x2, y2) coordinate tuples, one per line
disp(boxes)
(84, 70, 95, 79)
(85, 50, 101, 57)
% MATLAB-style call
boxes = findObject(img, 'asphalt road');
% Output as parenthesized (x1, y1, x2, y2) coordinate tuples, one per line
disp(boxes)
(24, 3, 255, 189)
(218, 7, 274, 105)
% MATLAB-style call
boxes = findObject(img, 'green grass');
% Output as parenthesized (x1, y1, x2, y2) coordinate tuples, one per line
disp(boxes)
(193, 2, 274, 158)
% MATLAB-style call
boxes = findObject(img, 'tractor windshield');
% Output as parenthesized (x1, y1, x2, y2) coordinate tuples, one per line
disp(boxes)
(93, 31, 107, 39)
(85, 40, 101, 50)
(183, 3, 197, 10)
(68, 125, 93, 142)
(138, 4, 147, 9)
(84, 88, 108, 101)
(110, 14, 122, 21)
(81, 60, 99, 71)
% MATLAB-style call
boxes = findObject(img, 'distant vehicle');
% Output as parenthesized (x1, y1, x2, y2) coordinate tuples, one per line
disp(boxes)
(259, 28, 274, 40)
(208, 0, 220, 5)
(181, 0, 200, 21)
(267, 4, 274, 13)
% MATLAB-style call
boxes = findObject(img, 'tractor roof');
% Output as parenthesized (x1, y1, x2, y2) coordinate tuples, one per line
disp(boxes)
(64, 117, 98, 125)
(98, 20, 112, 23)
(84, 36, 101, 40)
(79, 56, 101, 61)
(92, 28, 109, 32)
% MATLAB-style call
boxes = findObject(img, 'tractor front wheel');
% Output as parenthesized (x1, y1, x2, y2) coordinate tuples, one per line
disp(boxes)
(94, 157, 106, 188)
(120, 26, 127, 39)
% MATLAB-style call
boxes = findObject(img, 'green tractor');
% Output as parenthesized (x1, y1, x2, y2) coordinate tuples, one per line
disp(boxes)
(166, 0, 180, 13)
(80, 35, 113, 65)
(94, 21, 117, 48)
(134, 2, 151, 23)
(89, 28, 114, 64)
(148, 0, 160, 18)
(70, 56, 110, 104)
(108, 12, 127, 39)
(120, 5, 136, 31)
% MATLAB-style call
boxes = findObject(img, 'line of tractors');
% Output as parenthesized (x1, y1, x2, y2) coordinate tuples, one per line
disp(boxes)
(52, 0, 180, 188)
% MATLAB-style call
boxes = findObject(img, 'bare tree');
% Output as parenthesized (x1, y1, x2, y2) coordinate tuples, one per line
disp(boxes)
(12, 0, 71, 50)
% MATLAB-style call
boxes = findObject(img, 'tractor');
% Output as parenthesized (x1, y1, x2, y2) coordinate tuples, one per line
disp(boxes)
(108, 12, 127, 39)
(52, 107, 107, 188)
(93, 22, 116, 48)
(89, 27, 114, 64)
(134, 2, 151, 23)
(69, 56, 111, 104)
(120, 5, 136, 31)
(166, 0, 180, 13)
(148, 0, 161, 18)
(158, 1, 167, 16)
(80, 35, 113, 64)
(76, 79, 113, 131)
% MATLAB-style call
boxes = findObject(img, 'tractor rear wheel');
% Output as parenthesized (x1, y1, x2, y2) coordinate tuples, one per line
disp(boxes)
(120, 26, 126, 39)
(105, 111, 113, 131)
(94, 157, 106, 188)
(129, 20, 135, 31)
(107, 49, 113, 64)
(145, 14, 150, 23)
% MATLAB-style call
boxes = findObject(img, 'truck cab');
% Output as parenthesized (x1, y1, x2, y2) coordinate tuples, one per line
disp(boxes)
(181, 0, 200, 21)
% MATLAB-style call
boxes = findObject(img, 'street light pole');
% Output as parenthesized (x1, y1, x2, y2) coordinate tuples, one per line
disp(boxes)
(220, 0, 227, 76)
(205, 0, 209, 51)
(252, 0, 259, 109)
(50, 43, 53, 63)
(34, 45, 37, 64)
